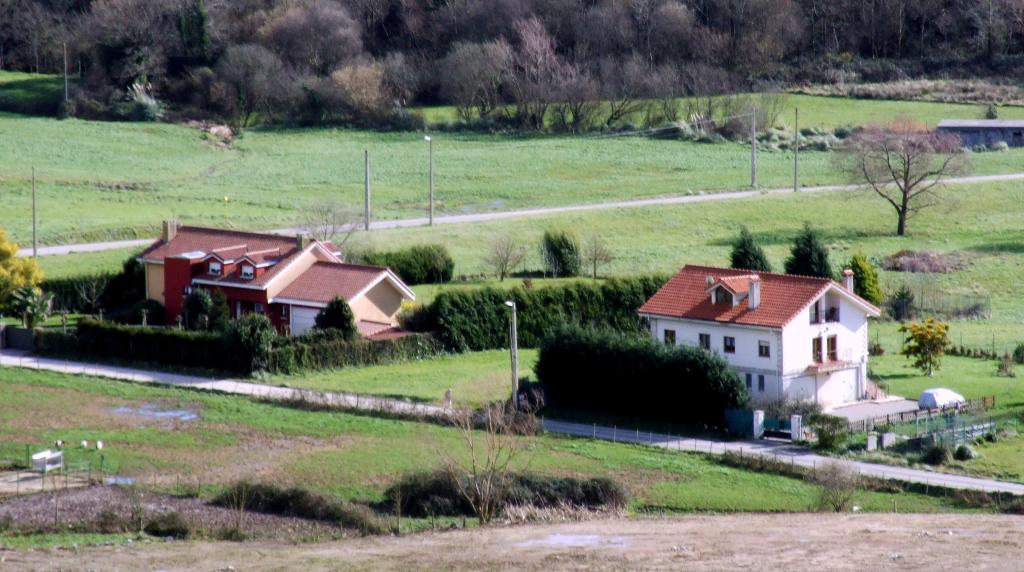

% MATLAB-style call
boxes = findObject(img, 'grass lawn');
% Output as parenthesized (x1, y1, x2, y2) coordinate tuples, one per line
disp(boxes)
(5, 81, 1024, 245)
(0, 71, 67, 116)
(271, 349, 534, 409)
(36, 246, 140, 280)
(870, 354, 1022, 414)
(0, 367, 963, 514)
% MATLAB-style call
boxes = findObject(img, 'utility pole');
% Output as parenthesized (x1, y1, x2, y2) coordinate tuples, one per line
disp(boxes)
(424, 136, 434, 225)
(31, 167, 37, 258)
(793, 107, 799, 192)
(750, 112, 757, 188)
(504, 300, 519, 408)
(363, 149, 371, 231)
(63, 42, 68, 105)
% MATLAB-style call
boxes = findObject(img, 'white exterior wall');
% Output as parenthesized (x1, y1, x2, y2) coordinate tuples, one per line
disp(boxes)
(645, 286, 874, 408)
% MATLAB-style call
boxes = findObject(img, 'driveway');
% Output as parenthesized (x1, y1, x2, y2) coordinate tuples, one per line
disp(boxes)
(827, 399, 921, 423)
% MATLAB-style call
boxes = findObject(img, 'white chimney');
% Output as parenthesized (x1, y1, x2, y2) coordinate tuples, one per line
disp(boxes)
(161, 220, 178, 242)
(842, 268, 854, 291)
(748, 276, 761, 309)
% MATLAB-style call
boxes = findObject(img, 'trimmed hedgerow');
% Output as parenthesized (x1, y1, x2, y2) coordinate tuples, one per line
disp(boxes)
(383, 470, 627, 518)
(362, 245, 454, 285)
(412, 275, 667, 352)
(535, 324, 748, 428)
(267, 332, 442, 374)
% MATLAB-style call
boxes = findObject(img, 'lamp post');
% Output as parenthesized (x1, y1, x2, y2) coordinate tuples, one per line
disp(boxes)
(424, 135, 434, 226)
(504, 300, 519, 408)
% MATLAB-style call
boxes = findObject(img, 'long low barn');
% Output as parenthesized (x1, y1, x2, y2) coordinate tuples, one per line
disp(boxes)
(937, 119, 1024, 148)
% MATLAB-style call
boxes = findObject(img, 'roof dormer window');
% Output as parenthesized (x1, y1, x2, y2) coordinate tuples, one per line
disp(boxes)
(241, 265, 255, 280)
(208, 261, 222, 276)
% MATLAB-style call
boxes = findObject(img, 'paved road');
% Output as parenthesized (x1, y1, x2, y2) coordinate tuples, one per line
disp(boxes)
(18, 171, 1024, 257)
(543, 419, 1024, 496)
(0, 350, 450, 419)
(4, 349, 1023, 495)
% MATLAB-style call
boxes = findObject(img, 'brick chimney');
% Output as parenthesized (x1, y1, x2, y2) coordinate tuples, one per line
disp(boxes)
(842, 268, 854, 291)
(748, 275, 761, 309)
(161, 220, 178, 242)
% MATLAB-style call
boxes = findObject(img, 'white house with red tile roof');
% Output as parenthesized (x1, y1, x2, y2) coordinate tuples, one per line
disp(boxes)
(138, 221, 414, 337)
(638, 265, 881, 408)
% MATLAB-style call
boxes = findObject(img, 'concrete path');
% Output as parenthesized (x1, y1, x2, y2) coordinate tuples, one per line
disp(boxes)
(4, 349, 1024, 496)
(0, 350, 449, 419)
(543, 419, 1024, 496)
(19, 171, 1024, 257)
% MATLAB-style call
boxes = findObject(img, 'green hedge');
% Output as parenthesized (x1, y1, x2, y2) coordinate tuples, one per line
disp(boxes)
(35, 319, 246, 372)
(268, 331, 442, 374)
(535, 324, 748, 428)
(415, 276, 667, 352)
(362, 245, 454, 284)
(41, 274, 114, 313)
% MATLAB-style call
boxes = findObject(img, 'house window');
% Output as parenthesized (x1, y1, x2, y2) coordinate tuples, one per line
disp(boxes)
(699, 333, 711, 350)
(810, 300, 821, 324)
(812, 338, 823, 363)
(723, 336, 736, 353)
(241, 265, 255, 280)
(281, 305, 289, 318)
(208, 262, 222, 276)
(664, 329, 676, 345)
(758, 375, 765, 392)
(827, 336, 838, 361)
(826, 306, 839, 322)
(745, 373, 752, 390)
(758, 341, 770, 358)
(254, 303, 264, 313)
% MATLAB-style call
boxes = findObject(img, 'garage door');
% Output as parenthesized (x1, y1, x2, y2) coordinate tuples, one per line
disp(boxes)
(818, 369, 858, 408)
(290, 306, 319, 336)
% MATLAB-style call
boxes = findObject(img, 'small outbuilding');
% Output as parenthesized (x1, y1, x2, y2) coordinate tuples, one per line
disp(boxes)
(937, 119, 1024, 148)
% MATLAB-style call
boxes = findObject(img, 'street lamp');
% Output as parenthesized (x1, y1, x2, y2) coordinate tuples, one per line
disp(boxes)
(504, 300, 519, 408)
(424, 135, 434, 226)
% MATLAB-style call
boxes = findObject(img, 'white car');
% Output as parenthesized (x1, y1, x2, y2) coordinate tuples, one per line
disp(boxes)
(918, 388, 966, 410)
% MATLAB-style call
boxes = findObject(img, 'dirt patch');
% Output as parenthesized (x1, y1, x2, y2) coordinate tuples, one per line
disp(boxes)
(0, 485, 347, 542)
(883, 250, 971, 273)
(4, 513, 1023, 570)
(185, 120, 234, 150)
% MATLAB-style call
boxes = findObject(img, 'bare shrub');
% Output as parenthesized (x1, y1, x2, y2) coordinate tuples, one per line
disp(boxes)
(810, 461, 860, 512)
(484, 234, 527, 281)
(298, 200, 362, 248)
(882, 250, 970, 273)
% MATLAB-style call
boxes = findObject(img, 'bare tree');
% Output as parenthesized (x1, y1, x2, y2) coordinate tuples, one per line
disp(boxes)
(810, 461, 860, 512)
(440, 40, 513, 120)
(836, 119, 968, 236)
(299, 200, 363, 250)
(550, 61, 600, 132)
(440, 403, 537, 525)
(484, 234, 527, 281)
(600, 55, 652, 128)
(505, 17, 560, 130)
(216, 44, 294, 127)
(582, 234, 614, 279)
(260, 0, 363, 75)
(74, 274, 109, 314)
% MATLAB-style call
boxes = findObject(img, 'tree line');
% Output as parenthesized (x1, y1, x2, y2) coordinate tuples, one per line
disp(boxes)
(4, 0, 1024, 128)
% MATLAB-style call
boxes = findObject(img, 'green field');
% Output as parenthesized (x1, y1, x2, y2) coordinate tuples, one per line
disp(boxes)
(0, 367, 965, 514)
(5, 74, 1024, 246)
(271, 349, 535, 409)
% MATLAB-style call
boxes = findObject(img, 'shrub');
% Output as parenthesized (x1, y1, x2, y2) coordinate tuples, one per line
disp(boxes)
(729, 226, 772, 272)
(362, 245, 454, 284)
(784, 223, 833, 279)
(224, 313, 277, 372)
(954, 444, 976, 461)
(143, 512, 191, 539)
(183, 289, 213, 330)
(100, 256, 146, 312)
(810, 461, 859, 512)
(383, 471, 627, 518)
(998, 354, 1016, 378)
(868, 341, 885, 356)
(267, 332, 442, 374)
(922, 444, 951, 465)
(212, 482, 384, 535)
(848, 252, 883, 305)
(535, 324, 747, 428)
(1013, 343, 1024, 365)
(540, 229, 581, 277)
(417, 275, 666, 352)
(809, 413, 847, 450)
(108, 299, 166, 326)
(886, 284, 916, 321)
(314, 297, 357, 340)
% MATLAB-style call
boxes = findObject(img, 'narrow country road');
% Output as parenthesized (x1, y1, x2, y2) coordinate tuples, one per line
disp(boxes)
(3, 349, 1023, 496)
(17, 171, 1024, 257)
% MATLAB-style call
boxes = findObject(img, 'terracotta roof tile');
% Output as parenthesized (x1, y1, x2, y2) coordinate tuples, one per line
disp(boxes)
(639, 265, 878, 329)
(140, 226, 298, 262)
(276, 262, 386, 304)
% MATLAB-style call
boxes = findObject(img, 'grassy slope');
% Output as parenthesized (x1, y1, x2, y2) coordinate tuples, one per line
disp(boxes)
(36, 246, 141, 280)
(4, 85, 1024, 245)
(271, 349, 537, 409)
(0, 368, 959, 513)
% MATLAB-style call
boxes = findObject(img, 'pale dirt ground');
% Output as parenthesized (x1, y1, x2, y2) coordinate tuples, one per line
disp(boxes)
(4, 513, 1024, 571)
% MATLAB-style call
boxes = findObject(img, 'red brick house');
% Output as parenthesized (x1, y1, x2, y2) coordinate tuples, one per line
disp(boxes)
(138, 221, 415, 337)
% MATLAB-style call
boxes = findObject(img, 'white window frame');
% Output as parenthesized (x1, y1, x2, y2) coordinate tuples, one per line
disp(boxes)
(208, 262, 222, 276)
(241, 265, 255, 280)
(758, 340, 771, 358)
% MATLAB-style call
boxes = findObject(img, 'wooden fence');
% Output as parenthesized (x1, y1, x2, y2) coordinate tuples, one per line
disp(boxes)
(845, 396, 995, 434)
